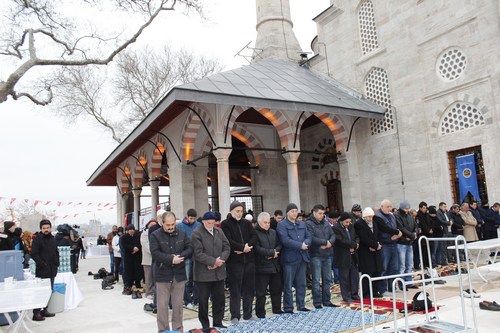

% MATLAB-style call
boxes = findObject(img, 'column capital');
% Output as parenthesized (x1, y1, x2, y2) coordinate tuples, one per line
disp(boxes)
(132, 187, 142, 197)
(149, 179, 161, 190)
(213, 147, 232, 161)
(282, 151, 301, 163)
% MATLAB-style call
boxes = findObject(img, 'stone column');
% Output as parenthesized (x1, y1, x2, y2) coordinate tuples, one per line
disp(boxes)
(168, 156, 195, 217)
(209, 167, 218, 211)
(118, 191, 129, 227)
(149, 179, 161, 219)
(213, 148, 232, 219)
(282, 151, 301, 210)
(193, 164, 209, 215)
(337, 148, 362, 208)
(132, 187, 142, 228)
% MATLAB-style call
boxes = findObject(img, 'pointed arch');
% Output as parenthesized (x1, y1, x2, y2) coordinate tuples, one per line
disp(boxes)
(294, 112, 349, 152)
(181, 104, 215, 161)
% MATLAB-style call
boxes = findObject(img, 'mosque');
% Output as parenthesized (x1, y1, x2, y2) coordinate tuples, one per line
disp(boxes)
(87, 0, 500, 226)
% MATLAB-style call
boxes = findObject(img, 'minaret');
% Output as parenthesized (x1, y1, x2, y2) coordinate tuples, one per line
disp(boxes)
(252, 0, 303, 63)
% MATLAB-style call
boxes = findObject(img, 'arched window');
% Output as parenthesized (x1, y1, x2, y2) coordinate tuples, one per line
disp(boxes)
(439, 102, 485, 136)
(358, 0, 379, 55)
(365, 67, 394, 135)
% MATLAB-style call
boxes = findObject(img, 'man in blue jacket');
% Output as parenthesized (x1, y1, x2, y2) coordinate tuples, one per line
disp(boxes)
(305, 204, 337, 308)
(277, 203, 312, 313)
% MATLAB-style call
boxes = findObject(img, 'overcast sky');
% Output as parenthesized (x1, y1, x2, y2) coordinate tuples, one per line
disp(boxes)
(0, 0, 329, 226)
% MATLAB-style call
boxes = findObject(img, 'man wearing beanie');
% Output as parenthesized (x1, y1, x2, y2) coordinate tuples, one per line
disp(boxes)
(31, 219, 59, 321)
(277, 203, 312, 313)
(0, 221, 16, 250)
(221, 201, 258, 323)
(374, 200, 402, 296)
(395, 200, 418, 289)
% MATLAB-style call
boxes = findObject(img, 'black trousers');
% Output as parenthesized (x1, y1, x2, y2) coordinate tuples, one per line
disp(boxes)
(339, 262, 359, 301)
(123, 255, 143, 288)
(196, 280, 225, 330)
(33, 277, 54, 315)
(360, 271, 382, 297)
(227, 262, 256, 320)
(114, 256, 122, 282)
(255, 272, 282, 317)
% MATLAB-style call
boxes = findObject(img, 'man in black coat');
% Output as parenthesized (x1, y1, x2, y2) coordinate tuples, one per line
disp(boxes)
(333, 212, 360, 302)
(254, 212, 283, 318)
(354, 208, 383, 298)
(31, 219, 59, 321)
(121, 224, 143, 294)
(481, 202, 500, 240)
(221, 201, 258, 323)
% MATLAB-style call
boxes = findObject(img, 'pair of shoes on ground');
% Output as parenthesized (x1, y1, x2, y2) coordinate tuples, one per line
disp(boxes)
(32, 310, 55, 321)
(131, 291, 143, 299)
(479, 300, 500, 311)
(314, 302, 339, 309)
(122, 288, 132, 295)
(463, 289, 480, 298)
(143, 303, 156, 312)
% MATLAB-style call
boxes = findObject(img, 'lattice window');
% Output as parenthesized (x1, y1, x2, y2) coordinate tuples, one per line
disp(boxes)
(436, 48, 467, 81)
(358, 0, 379, 55)
(439, 102, 485, 135)
(365, 67, 394, 135)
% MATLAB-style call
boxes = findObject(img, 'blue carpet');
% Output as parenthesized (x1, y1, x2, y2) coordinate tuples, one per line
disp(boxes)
(219, 307, 388, 333)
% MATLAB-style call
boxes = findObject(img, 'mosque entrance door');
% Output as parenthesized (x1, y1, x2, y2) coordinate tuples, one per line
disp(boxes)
(326, 179, 343, 213)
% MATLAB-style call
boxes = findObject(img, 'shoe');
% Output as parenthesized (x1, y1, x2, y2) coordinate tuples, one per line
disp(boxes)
(314, 304, 323, 309)
(40, 310, 55, 317)
(122, 288, 132, 295)
(324, 302, 339, 307)
(463, 289, 480, 298)
(143, 303, 155, 312)
(298, 307, 311, 312)
(152, 308, 157, 314)
(32, 313, 45, 321)
(273, 310, 284, 314)
(433, 279, 447, 285)
(131, 292, 138, 299)
(135, 291, 142, 298)
(146, 294, 153, 300)
(101, 281, 114, 290)
(214, 324, 228, 329)
(408, 285, 419, 289)
(479, 301, 500, 311)
(230, 318, 239, 325)
(185, 303, 193, 309)
(244, 316, 259, 321)
(373, 292, 383, 298)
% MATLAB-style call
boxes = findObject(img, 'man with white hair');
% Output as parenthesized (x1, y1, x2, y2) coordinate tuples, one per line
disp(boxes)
(374, 200, 402, 296)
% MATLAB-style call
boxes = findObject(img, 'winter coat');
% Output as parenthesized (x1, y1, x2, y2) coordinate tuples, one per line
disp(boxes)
(177, 218, 201, 239)
(395, 209, 417, 245)
(481, 207, 500, 232)
(305, 216, 336, 257)
(221, 215, 258, 264)
(140, 229, 152, 266)
(120, 232, 142, 262)
(374, 210, 399, 245)
(332, 222, 359, 269)
(254, 224, 281, 274)
(354, 218, 382, 273)
(436, 209, 453, 235)
(192, 226, 230, 282)
(416, 211, 434, 237)
(460, 211, 478, 242)
(150, 227, 193, 283)
(277, 218, 311, 265)
(31, 232, 60, 279)
(0, 233, 13, 251)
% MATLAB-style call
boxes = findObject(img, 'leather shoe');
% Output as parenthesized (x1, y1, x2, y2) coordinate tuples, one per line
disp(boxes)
(479, 301, 500, 311)
(33, 313, 45, 321)
(314, 304, 323, 309)
(298, 307, 311, 312)
(324, 302, 339, 307)
(273, 310, 284, 314)
(283, 310, 294, 314)
(41, 310, 55, 317)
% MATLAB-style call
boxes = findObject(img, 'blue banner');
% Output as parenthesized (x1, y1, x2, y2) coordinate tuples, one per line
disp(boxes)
(456, 154, 480, 202)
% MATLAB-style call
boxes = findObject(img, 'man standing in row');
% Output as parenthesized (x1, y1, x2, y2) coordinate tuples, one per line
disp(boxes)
(150, 211, 193, 333)
(221, 201, 258, 323)
(277, 203, 312, 313)
(31, 219, 59, 321)
(305, 204, 337, 309)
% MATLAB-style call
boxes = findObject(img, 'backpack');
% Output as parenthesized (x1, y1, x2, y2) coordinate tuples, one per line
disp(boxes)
(412, 291, 433, 311)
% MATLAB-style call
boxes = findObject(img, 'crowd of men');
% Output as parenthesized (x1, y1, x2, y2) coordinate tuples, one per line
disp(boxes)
(2, 198, 499, 333)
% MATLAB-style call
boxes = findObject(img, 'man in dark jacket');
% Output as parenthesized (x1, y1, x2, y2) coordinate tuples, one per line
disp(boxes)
(221, 201, 258, 323)
(277, 203, 312, 313)
(150, 211, 193, 333)
(254, 212, 283, 318)
(305, 204, 337, 308)
(480, 202, 500, 240)
(192, 211, 231, 332)
(395, 200, 418, 289)
(31, 219, 59, 321)
(333, 212, 360, 302)
(0, 221, 15, 251)
(121, 224, 143, 294)
(469, 201, 484, 240)
(436, 202, 453, 264)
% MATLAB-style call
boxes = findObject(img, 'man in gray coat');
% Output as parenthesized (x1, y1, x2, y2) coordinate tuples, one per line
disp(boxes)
(192, 212, 231, 332)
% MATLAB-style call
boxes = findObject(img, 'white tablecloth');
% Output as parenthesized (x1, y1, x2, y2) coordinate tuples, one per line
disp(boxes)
(54, 272, 83, 310)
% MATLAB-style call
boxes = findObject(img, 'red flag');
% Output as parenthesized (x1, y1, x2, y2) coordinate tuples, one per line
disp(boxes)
(34, 200, 40, 206)
(73, 214, 78, 217)
(24, 199, 29, 204)
(9, 198, 16, 205)
(57, 201, 62, 207)
(63, 215, 68, 219)
(67, 202, 73, 206)
(76, 202, 82, 206)
(88, 203, 93, 206)
(44, 201, 51, 205)
(104, 203, 110, 207)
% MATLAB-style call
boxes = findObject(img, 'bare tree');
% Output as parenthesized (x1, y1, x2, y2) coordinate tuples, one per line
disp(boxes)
(54, 46, 224, 142)
(0, 0, 203, 106)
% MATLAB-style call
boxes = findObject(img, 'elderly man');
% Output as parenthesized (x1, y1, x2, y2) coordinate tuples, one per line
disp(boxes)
(254, 212, 283, 318)
(150, 211, 193, 333)
(221, 201, 258, 323)
(31, 220, 59, 321)
(305, 204, 337, 308)
(192, 212, 231, 332)
(459, 203, 478, 242)
(374, 199, 402, 296)
(277, 203, 312, 313)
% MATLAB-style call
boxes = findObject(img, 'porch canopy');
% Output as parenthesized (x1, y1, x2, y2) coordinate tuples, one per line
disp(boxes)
(87, 58, 385, 187)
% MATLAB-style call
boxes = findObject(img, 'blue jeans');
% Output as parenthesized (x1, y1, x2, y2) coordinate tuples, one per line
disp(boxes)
(310, 256, 333, 306)
(109, 252, 114, 273)
(431, 240, 446, 265)
(380, 243, 399, 293)
(331, 253, 340, 283)
(282, 260, 307, 311)
(183, 259, 198, 305)
(397, 244, 413, 285)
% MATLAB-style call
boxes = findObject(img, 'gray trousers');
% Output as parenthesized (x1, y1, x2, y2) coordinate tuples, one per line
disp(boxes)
(156, 280, 185, 333)
(143, 265, 154, 297)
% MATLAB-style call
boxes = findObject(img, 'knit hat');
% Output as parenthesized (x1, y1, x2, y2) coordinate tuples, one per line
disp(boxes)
(3, 221, 15, 231)
(338, 212, 352, 222)
(202, 211, 217, 220)
(229, 201, 244, 212)
(399, 200, 411, 210)
(351, 204, 362, 212)
(362, 207, 375, 218)
(39, 219, 51, 229)
(285, 203, 298, 214)
(125, 224, 135, 231)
